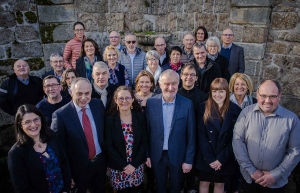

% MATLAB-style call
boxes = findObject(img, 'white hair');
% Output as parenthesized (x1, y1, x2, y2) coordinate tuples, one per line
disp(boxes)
(158, 69, 179, 84)
(206, 36, 221, 52)
(70, 77, 92, 92)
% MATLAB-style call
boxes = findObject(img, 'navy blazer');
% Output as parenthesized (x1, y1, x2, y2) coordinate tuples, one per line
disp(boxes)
(105, 110, 147, 170)
(227, 43, 245, 76)
(146, 94, 196, 166)
(195, 101, 241, 175)
(8, 135, 71, 193)
(75, 55, 103, 78)
(51, 99, 106, 182)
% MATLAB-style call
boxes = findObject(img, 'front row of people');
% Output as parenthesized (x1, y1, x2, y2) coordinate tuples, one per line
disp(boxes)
(7, 69, 300, 193)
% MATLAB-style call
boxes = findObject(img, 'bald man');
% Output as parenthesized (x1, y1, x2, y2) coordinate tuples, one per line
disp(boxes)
(0, 60, 44, 115)
(180, 33, 195, 64)
(108, 31, 124, 51)
(154, 37, 170, 66)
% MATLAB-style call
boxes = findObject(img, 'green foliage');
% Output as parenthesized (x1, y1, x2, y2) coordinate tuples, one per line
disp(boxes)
(0, 59, 17, 67)
(26, 58, 45, 70)
(15, 11, 23, 24)
(24, 11, 37, 23)
(40, 23, 58, 44)
(144, 0, 150, 7)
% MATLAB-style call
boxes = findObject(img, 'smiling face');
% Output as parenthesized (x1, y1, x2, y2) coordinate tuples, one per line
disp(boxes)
(43, 78, 62, 100)
(147, 56, 159, 71)
(193, 46, 207, 65)
(154, 37, 166, 56)
(257, 81, 281, 115)
(181, 67, 198, 90)
(66, 72, 76, 87)
(92, 66, 109, 89)
(13, 60, 30, 79)
(74, 23, 85, 40)
(233, 77, 248, 97)
(221, 28, 234, 46)
(125, 34, 137, 53)
(160, 73, 179, 102)
(84, 41, 96, 57)
(206, 42, 219, 55)
(170, 50, 181, 64)
(109, 31, 120, 47)
(50, 56, 64, 73)
(71, 80, 91, 108)
(21, 113, 41, 140)
(212, 89, 227, 107)
(106, 49, 118, 66)
(114, 90, 134, 112)
(137, 75, 153, 94)
(183, 34, 195, 50)
(196, 29, 205, 42)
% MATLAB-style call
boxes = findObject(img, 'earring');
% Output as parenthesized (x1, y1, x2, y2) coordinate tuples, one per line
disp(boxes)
(117, 106, 119, 110)
(131, 106, 133, 109)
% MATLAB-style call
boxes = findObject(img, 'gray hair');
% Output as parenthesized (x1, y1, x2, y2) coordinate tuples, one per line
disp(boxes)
(124, 33, 136, 41)
(158, 69, 179, 84)
(206, 36, 221, 52)
(70, 77, 92, 92)
(257, 79, 282, 94)
(146, 50, 160, 60)
(193, 42, 207, 52)
(93, 61, 109, 73)
(50, 53, 63, 61)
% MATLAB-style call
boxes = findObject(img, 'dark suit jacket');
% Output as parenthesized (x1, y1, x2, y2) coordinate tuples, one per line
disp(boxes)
(41, 69, 65, 79)
(195, 101, 241, 175)
(105, 110, 147, 170)
(91, 83, 117, 109)
(227, 43, 245, 76)
(215, 55, 230, 82)
(51, 99, 106, 182)
(146, 94, 196, 166)
(75, 55, 103, 78)
(8, 136, 71, 193)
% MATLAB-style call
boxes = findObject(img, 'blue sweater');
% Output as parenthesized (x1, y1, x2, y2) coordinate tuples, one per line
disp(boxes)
(220, 47, 231, 64)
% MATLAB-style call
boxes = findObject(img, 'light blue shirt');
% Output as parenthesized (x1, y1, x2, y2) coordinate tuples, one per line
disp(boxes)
(222, 43, 233, 49)
(17, 76, 29, 85)
(73, 101, 102, 155)
(162, 96, 176, 150)
(127, 49, 136, 84)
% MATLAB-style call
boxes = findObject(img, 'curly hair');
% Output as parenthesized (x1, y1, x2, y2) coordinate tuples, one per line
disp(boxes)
(80, 38, 101, 57)
(61, 68, 79, 91)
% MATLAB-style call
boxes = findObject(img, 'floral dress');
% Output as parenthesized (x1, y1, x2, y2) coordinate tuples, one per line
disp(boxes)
(108, 121, 144, 190)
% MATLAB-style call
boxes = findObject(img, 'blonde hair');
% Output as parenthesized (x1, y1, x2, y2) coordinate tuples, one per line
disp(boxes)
(135, 70, 155, 92)
(229, 73, 254, 94)
(103, 45, 120, 61)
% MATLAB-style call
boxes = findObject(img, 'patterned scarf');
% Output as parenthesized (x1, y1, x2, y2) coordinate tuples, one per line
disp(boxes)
(84, 56, 97, 83)
(170, 61, 183, 72)
(207, 53, 218, 61)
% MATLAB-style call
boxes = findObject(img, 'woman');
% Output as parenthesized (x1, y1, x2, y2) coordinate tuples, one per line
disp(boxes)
(76, 38, 103, 82)
(61, 68, 79, 98)
(8, 104, 71, 193)
(161, 46, 183, 74)
(103, 45, 130, 87)
(63, 21, 86, 69)
(195, 78, 241, 193)
(195, 26, 208, 43)
(145, 50, 162, 87)
(135, 70, 156, 108)
(105, 86, 147, 192)
(206, 36, 230, 82)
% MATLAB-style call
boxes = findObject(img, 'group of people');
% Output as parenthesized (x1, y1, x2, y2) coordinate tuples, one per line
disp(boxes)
(0, 22, 299, 193)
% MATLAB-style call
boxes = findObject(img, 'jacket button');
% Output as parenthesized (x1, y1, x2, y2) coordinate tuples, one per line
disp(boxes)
(209, 141, 211, 143)
(210, 131, 213, 133)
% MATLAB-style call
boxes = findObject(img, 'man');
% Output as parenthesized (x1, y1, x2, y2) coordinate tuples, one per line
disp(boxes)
(180, 33, 195, 64)
(36, 75, 70, 127)
(42, 53, 65, 80)
(0, 60, 44, 115)
(91, 61, 117, 108)
(154, 37, 170, 66)
(108, 31, 124, 51)
(51, 78, 106, 193)
(192, 42, 222, 93)
(233, 80, 300, 193)
(120, 33, 146, 86)
(146, 69, 196, 193)
(220, 28, 245, 76)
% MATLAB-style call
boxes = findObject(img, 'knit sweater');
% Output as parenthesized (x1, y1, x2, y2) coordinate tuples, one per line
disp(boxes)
(63, 35, 86, 69)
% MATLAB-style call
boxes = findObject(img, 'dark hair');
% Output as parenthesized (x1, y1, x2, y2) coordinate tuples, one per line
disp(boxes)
(181, 62, 198, 76)
(106, 86, 142, 115)
(73, 21, 85, 30)
(14, 104, 53, 145)
(257, 79, 282, 94)
(135, 70, 155, 92)
(170, 46, 182, 55)
(194, 26, 208, 42)
(61, 68, 79, 91)
(43, 75, 60, 85)
(80, 38, 101, 57)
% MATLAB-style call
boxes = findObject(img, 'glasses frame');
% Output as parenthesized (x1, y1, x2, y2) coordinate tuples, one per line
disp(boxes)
(43, 84, 61, 89)
(116, 96, 132, 102)
(257, 91, 280, 100)
(21, 117, 41, 126)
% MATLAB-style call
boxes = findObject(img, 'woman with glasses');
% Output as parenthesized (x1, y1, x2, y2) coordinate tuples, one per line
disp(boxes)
(195, 78, 241, 193)
(76, 38, 103, 83)
(206, 36, 230, 82)
(105, 86, 147, 193)
(64, 21, 86, 69)
(145, 50, 162, 87)
(8, 104, 71, 193)
(103, 45, 130, 87)
(195, 26, 208, 43)
(61, 68, 79, 98)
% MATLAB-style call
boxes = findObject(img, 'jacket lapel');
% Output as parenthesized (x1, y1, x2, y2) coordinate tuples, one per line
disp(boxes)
(229, 44, 236, 64)
(25, 144, 45, 172)
(171, 95, 180, 129)
(114, 113, 126, 144)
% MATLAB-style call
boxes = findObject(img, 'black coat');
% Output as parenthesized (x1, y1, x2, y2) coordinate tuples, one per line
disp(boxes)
(214, 55, 230, 82)
(195, 102, 241, 175)
(8, 135, 71, 193)
(105, 110, 148, 170)
(91, 83, 117, 109)
(75, 55, 103, 78)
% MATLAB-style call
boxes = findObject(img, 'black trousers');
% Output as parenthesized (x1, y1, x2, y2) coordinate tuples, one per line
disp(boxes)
(241, 177, 285, 193)
(117, 185, 140, 193)
(152, 151, 183, 193)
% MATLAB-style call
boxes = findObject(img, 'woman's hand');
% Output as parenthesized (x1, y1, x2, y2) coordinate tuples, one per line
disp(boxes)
(145, 158, 151, 168)
(209, 160, 222, 171)
(123, 164, 135, 174)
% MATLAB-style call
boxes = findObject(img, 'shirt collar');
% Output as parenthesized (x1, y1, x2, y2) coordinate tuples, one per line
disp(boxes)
(116, 44, 121, 49)
(17, 76, 29, 85)
(162, 95, 176, 105)
(230, 93, 248, 105)
(253, 103, 284, 117)
(222, 43, 232, 49)
(73, 101, 91, 113)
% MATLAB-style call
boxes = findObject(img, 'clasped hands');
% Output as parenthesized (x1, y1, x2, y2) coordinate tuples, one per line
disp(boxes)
(209, 160, 222, 171)
(145, 158, 192, 173)
(123, 164, 135, 175)
(251, 170, 276, 187)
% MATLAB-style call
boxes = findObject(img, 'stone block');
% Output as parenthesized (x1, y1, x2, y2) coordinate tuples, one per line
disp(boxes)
(215, 0, 230, 13)
(42, 43, 65, 62)
(106, 13, 125, 32)
(230, 7, 270, 25)
(177, 13, 194, 32)
(279, 32, 300, 43)
(242, 26, 267, 43)
(273, 3, 296, 12)
(151, 0, 167, 15)
(232, 0, 273, 6)
(167, 0, 182, 13)
(272, 12, 299, 30)
(266, 42, 291, 54)
(236, 43, 265, 60)
(203, 2, 213, 13)
(11, 42, 43, 58)
(127, 0, 148, 14)
(293, 56, 300, 68)
(124, 14, 145, 32)
(230, 25, 243, 42)
(0, 29, 15, 45)
(292, 44, 300, 56)
(281, 96, 300, 116)
(8, 0, 34, 12)
(0, 12, 16, 28)
(0, 47, 5, 59)
(168, 13, 177, 31)
(170, 31, 187, 46)
(51, 0, 73, 4)
(217, 13, 230, 31)
(15, 26, 39, 41)
(184, 0, 202, 13)
(273, 55, 294, 68)
(195, 13, 217, 32)
(75, 0, 107, 13)
(262, 65, 281, 80)
(108, 0, 128, 13)
(37, 5, 75, 22)
(98, 13, 107, 32)
(281, 67, 300, 85)
(53, 24, 73, 42)
(85, 32, 109, 49)
(155, 15, 168, 32)
(77, 12, 99, 32)
(245, 60, 262, 76)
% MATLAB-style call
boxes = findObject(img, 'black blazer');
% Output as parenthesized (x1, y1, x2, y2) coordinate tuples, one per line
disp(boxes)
(105, 110, 147, 170)
(214, 55, 230, 82)
(8, 136, 71, 193)
(91, 83, 117, 109)
(195, 102, 241, 175)
(76, 55, 103, 78)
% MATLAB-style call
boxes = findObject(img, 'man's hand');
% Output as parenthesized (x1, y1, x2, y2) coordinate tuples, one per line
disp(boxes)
(250, 170, 264, 181)
(123, 164, 135, 175)
(182, 163, 192, 173)
(256, 171, 276, 187)
(209, 160, 222, 171)
(145, 158, 151, 168)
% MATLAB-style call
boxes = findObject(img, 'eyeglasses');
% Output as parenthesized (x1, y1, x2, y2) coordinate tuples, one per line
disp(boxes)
(117, 97, 132, 102)
(182, 73, 197, 78)
(126, 41, 136, 44)
(109, 36, 119, 39)
(43, 84, 60, 89)
(74, 29, 84, 32)
(207, 45, 218, 48)
(222, 34, 234, 37)
(148, 58, 158, 61)
(21, 117, 41, 126)
(257, 92, 279, 100)
(51, 60, 64, 64)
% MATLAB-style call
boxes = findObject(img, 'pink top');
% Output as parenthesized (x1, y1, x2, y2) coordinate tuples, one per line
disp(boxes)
(63, 35, 86, 69)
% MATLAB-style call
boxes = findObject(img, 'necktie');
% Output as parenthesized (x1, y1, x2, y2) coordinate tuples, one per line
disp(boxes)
(81, 108, 96, 159)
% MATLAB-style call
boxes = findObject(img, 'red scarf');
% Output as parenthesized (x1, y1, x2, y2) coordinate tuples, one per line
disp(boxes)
(170, 62, 182, 72)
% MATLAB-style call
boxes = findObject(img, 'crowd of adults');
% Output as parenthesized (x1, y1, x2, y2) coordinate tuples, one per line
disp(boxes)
(0, 21, 299, 193)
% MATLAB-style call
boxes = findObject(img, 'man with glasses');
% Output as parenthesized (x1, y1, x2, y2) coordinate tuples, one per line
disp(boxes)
(36, 75, 70, 127)
(108, 31, 124, 51)
(220, 28, 245, 76)
(233, 80, 300, 193)
(42, 53, 65, 80)
(180, 33, 195, 64)
(154, 37, 170, 66)
(0, 60, 44, 115)
(120, 33, 146, 87)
